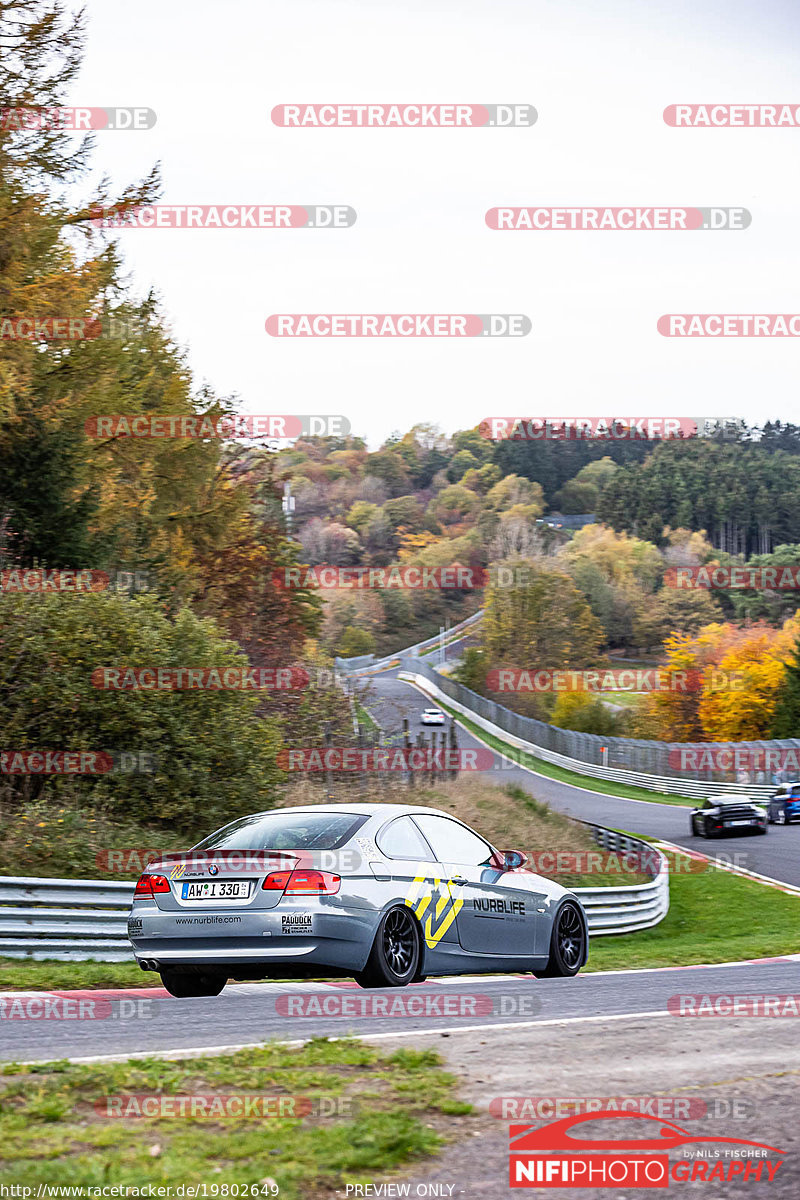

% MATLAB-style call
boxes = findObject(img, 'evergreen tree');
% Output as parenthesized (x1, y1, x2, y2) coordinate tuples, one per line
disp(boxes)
(770, 631, 800, 739)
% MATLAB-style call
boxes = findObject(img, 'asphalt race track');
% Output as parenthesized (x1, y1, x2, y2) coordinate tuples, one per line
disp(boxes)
(365, 670, 800, 888)
(6, 666, 800, 1197)
(2, 958, 800, 1063)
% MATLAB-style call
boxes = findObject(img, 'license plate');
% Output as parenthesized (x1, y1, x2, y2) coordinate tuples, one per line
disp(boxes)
(181, 880, 252, 901)
(729, 820, 754, 826)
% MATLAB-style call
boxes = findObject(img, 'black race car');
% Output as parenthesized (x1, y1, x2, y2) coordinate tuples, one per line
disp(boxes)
(690, 795, 768, 838)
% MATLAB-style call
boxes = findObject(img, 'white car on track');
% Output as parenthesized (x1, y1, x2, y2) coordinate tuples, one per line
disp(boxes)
(420, 708, 446, 726)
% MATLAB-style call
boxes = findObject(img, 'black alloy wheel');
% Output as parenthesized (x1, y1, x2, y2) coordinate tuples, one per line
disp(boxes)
(538, 900, 586, 978)
(355, 905, 420, 988)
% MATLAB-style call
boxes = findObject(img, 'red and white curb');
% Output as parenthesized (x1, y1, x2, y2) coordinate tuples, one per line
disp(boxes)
(653, 837, 800, 897)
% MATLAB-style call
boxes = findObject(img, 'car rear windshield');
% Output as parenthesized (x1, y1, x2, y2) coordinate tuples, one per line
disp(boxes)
(193, 812, 369, 851)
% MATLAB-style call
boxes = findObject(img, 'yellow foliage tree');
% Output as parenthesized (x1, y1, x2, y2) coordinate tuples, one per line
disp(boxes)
(635, 616, 800, 742)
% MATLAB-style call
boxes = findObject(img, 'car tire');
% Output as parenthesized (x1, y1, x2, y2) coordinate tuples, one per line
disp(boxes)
(160, 970, 227, 998)
(690, 817, 700, 837)
(355, 905, 420, 989)
(537, 900, 586, 978)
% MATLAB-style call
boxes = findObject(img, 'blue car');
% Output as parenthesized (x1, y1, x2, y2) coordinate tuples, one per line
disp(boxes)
(768, 783, 800, 825)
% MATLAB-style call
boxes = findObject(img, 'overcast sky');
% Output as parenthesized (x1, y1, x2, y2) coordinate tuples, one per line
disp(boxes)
(69, 0, 800, 447)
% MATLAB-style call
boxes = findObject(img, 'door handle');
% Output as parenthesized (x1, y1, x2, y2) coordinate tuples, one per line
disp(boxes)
(449, 875, 467, 885)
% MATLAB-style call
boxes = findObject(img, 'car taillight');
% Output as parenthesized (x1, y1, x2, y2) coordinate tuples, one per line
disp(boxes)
(287, 870, 340, 894)
(262, 870, 294, 891)
(134, 873, 170, 896)
(262, 869, 340, 894)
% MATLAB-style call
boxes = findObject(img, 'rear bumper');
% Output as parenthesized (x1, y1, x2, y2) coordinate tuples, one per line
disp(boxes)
(128, 902, 375, 972)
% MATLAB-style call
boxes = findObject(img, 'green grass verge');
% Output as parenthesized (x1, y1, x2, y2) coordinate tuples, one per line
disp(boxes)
(0, 1038, 472, 1196)
(584, 849, 800, 972)
(418, 690, 695, 807)
(0, 957, 155, 991)
(354, 702, 378, 732)
(599, 690, 644, 709)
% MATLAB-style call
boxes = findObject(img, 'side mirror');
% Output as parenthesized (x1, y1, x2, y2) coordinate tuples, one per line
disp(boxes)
(490, 849, 528, 871)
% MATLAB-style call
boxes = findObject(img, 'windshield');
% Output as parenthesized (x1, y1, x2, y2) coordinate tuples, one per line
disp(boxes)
(193, 811, 369, 851)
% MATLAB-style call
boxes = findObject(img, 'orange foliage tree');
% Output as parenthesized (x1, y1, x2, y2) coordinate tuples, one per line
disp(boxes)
(636, 615, 800, 742)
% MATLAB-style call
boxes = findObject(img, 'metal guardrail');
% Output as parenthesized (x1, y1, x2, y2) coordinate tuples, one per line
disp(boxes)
(0, 828, 668, 960)
(398, 664, 782, 800)
(574, 826, 669, 936)
(0, 877, 135, 961)
(338, 610, 484, 676)
(339, 619, 799, 792)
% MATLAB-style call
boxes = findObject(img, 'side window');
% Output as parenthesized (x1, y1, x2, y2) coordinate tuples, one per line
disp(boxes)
(412, 815, 493, 866)
(377, 816, 435, 861)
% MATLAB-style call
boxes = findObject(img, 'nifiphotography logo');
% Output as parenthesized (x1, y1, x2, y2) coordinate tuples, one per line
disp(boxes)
(508, 1111, 785, 1187)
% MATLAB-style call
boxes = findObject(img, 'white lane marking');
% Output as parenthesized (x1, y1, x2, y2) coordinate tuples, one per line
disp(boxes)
(573, 953, 800, 977)
(15, 1010, 676, 1065)
(396, 678, 691, 811)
